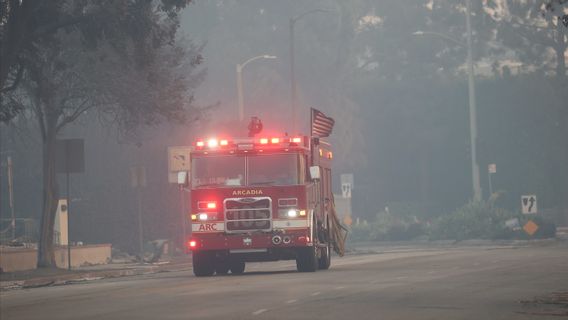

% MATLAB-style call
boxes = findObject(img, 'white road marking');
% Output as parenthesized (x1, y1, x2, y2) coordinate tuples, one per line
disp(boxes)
(286, 299, 297, 304)
(311, 291, 321, 296)
(252, 309, 268, 315)
(396, 276, 408, 280)
(335, 286, 345, 290)
(427, 270, 436, 274)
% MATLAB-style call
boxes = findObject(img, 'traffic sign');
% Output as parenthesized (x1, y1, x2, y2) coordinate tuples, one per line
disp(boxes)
(168, 146, 191, 172)
(521, 195, 537, 214)
(523, 220, 539, 236)
(168, 146, 191, 183)
(341, 183, 352, 198)
(340, 174, 354, 189)
(488, 163, 496, 174)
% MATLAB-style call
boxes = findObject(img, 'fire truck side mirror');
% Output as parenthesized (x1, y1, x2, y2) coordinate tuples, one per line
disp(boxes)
(309, 166, 321, 181)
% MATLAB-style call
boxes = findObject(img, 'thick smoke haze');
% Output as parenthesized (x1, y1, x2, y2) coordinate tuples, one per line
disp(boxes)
(1, 0, 566, 252)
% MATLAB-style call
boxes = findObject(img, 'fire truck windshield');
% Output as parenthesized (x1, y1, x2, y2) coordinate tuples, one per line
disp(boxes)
(248, 154, 300, 186)
(192, 154, 302, 187)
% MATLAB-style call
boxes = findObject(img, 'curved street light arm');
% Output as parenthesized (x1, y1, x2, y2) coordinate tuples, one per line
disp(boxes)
(291, 8, 333, 24)
(240, 55, 277, 70)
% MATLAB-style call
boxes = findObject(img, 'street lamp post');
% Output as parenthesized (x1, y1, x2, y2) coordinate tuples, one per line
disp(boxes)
(236, 55, 277, 121)
(413, 0, 482, 202)
(289, 9, 331, 132)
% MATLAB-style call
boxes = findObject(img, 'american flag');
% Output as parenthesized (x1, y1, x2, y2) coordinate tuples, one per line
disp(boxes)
(311, 108, 335, 137)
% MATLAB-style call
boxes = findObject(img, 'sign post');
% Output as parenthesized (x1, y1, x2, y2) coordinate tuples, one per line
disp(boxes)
(130, 165, 146, 259)
(168, 146, 192, 250)
(56, 139, 85, 270)
(487, 163, 496, 197)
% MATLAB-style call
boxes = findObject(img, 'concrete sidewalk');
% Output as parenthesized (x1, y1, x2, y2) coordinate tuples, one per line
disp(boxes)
(0, 255, 192, 291)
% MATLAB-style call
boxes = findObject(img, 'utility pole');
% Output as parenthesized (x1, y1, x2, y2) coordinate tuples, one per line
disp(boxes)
(236, 64, 245, 121)
(466, 0, 482, 202)
(412, 0, 482, 202)
(289, 9, 331, 133)
(290, 17, 296, 132)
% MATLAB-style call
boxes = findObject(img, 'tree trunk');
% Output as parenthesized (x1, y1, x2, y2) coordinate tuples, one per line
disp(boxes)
(37, 120, 59, 268)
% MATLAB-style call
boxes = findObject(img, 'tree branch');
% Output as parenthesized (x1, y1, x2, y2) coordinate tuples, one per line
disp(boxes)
(0, 61, 25, 93)
(33, 16, 86, 38)
(56, 98, 94, 131)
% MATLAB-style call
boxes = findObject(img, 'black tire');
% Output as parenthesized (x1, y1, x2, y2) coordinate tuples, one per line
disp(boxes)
(192, 251, 215, 277)
(215, 261, 230, 275)
(229, 260, 245, 275)
(318, 242, 331, 270)
(296, 246, 318, 272)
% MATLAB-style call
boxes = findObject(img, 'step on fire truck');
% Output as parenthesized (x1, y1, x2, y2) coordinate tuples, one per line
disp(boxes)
(186, 109, 347, 276)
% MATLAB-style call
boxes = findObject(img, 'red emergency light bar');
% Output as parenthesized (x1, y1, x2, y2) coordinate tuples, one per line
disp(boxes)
(197, 201, 217, 210)
(194, 136, 305, 150)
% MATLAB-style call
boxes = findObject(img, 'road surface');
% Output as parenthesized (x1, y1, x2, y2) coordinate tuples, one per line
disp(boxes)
(1, 243, 567, 319)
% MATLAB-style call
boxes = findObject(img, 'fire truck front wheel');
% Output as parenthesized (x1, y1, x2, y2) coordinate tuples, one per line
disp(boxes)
(192, 251, 215, 277)
(296, 246, 318, 272)
(215, 261, 230, 275)
(229, 260, 245, 274)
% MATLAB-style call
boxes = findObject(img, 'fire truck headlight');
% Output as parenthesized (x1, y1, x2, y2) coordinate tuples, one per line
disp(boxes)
(287, 209, 298, 218)
(207, 139, 218, 148)
(198, 213, 208, 221)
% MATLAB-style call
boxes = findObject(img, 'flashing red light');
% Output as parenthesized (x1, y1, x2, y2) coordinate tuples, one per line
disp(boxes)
(198, 201, 217, 210)
(271, 138, 280, 144)
(196, 141, 205, 147)
(291, 137, 302, 143)
(220, 139, 229, 146)
(189, 240, 197, 248)
(260, 138, 269, 144)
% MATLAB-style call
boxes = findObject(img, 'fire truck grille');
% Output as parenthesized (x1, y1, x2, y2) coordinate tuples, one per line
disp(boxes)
(224, 197, 272, 233)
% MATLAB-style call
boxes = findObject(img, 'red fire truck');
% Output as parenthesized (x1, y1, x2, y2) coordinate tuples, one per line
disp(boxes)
(186, 109, 346, 276)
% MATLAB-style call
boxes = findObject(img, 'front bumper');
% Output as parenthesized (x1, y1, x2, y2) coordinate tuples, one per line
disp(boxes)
(188, 229, 311, 252)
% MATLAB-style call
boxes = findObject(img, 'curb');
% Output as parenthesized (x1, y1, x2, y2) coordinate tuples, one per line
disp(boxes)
(1, 263, 193, 291)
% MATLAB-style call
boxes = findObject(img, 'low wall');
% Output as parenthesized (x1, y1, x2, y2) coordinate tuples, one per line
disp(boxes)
(0, 244, 111, 273)
(0, 247, 36, 273)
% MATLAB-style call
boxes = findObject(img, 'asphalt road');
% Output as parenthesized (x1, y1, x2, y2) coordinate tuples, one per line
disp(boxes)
(1, 243, 567, 319)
